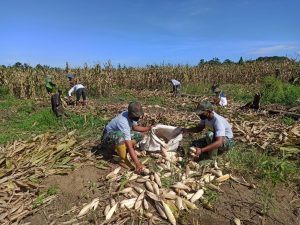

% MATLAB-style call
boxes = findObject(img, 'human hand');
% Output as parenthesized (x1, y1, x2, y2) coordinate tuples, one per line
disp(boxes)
(195, 148, 202, 156)
(181, 128, 188, 134)
(135, 164, 145, 174)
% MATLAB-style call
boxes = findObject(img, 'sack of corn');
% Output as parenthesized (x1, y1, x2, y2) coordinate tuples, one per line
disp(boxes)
(139, 124, 182, 160)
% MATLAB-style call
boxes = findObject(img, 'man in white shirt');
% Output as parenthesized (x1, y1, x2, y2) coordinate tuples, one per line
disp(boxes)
(183, 101, 234, 159)
(102, 102, 151, 173)
(68, 79, 87, 106)
(170, 79, 181, 97)
(213, 88, 227, 106)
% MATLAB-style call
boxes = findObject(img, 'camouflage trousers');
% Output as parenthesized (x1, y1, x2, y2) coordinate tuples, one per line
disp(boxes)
(101, 130, 143, 151)
(192, 131, 234, 159)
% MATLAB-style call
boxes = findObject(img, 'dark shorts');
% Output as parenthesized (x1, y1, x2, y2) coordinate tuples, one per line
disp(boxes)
(76, 88, 87, 101)
(172, 85, 181, 96)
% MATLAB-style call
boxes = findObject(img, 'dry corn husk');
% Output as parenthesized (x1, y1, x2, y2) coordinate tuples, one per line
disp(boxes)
(210, 169, 223, 177)
(129, 173, 139, 181)
(78, 198, 99, 217)
(104, 204, 110, 216)
(106, 167, 121, 180)
(120, 198, 136, 209)
(105, 202, 118, 220)
(119, 187, 133, 194)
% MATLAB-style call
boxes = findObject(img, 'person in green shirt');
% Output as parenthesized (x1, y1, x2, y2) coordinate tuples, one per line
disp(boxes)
(45, 75, 56, 94)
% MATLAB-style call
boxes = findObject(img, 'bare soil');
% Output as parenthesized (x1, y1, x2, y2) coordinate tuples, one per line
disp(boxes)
(24, 164, 299, 225)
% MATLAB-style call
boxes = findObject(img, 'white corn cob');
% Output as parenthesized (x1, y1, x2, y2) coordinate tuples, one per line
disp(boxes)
(190, 189, 204, 203)
(215, 174, 230, 183)
(162, 200, 176, 225)
(152, 182, 160, 195)
(145, 181, 154, 192)
(154, 172, 162, 187)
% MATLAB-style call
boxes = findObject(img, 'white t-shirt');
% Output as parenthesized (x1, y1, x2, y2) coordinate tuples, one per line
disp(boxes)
(68, 84, 85, 96)
(171, 79, 181, 86)
(219, 96, 228, 106)
(200, 111, 233, 138)
(105, 111, 138, 141)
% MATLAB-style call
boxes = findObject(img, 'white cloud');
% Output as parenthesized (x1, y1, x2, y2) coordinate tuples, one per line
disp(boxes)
(250, 44, 296, 55)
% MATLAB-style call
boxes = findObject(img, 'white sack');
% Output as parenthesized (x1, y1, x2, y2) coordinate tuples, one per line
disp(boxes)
(139, 124, 182, 154)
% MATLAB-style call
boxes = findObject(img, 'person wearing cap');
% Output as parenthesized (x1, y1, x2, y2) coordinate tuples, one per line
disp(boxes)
(45, 75, 56, 94)
(213, 88, 227, 106)
(169, 79, 181, 97)
(211, 82, 219, 93)
(68, 79, 87, 106)
(183, 101, 234, 159)
(101, 102, 151, 173)
(66, 74, 75, 81)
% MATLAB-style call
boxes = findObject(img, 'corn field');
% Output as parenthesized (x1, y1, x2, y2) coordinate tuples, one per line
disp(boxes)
(0, 60, 299, 99)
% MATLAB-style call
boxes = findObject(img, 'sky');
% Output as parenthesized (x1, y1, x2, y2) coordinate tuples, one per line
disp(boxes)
(0, 0, 299, 67)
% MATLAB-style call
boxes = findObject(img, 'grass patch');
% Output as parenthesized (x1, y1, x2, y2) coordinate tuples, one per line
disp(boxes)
(225, 143, 300, 214)
(262, 76, 300, 106)
(0, 98, 108, 144)
(181, 83, 209, 96)
(225, 143, 299, 182)
(0, 86, 10, 97)
(222, 84, 257, 103)
(281, 116, 295, 126)
(33, 186, 59, 208)
(182, 83, 256, 103)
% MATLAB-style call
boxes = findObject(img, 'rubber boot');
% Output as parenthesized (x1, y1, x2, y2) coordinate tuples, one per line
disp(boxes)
(115, 144, 134, 169)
